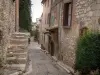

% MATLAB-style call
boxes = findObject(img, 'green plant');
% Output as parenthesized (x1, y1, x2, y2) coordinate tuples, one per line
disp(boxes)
(75, 32, 100, 74)
(19, 0, 32, 32)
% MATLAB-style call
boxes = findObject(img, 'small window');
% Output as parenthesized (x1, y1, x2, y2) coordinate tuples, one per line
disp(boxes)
(51, 16, 55, 25)
(44, 34, 45, 43)
(45, 15, 47, 24)
(63, 2, 72, 26)
(47, 13, 51, 24)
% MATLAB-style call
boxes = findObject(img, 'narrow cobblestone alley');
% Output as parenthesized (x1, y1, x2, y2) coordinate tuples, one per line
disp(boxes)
(28, 42, 70, 75)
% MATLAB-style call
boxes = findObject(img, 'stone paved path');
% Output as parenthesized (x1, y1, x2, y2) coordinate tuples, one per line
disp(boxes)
(28, 42, 70, 75)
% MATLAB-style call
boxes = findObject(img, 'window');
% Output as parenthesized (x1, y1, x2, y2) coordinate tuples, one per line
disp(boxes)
(63, 2, 72, 26)
(48, 0, 49, 6)
(45, 15, 47, 24)
(47, 13, 51, 24)
(44, 34, 45, 43)
(51, 16, 55, 25)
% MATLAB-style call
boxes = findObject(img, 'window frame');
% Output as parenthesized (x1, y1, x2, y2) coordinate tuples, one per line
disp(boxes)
(63, 2, 73, 27)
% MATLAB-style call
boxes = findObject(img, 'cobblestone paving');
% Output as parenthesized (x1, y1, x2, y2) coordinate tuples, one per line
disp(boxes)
(28, 42, 70, 75)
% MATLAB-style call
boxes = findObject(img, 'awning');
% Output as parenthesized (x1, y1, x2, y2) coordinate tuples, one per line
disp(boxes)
(46, 25, 58, 31)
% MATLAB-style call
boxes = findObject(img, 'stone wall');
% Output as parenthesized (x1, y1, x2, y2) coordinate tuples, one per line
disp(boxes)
(40, 0, 51, 50)
(75, 0, 100, 31)
(0, 0, 15, 62)
(40, 0, 100, 69)
(60, 0, 100, 68)
(58, 0, 79, 68)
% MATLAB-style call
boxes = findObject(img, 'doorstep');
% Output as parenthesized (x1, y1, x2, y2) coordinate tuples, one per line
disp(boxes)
(41, 49, 49, 54)
(52, 56, 58, 62)
(9, 71, 21, 75)
(57, 61, 74, 74)
(51, 56, 74, 74)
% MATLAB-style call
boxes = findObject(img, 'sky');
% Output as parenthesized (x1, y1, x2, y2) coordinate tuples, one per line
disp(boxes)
(31, 0, 43, 22)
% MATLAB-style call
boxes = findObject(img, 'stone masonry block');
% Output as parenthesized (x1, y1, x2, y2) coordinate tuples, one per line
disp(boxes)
(97, 0, 100, 4)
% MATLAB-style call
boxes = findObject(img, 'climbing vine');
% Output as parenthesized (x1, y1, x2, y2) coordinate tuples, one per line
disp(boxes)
(19, 0, 32, 32)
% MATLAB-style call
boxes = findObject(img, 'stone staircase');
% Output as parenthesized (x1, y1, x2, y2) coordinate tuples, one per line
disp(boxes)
(4, 32, 30, 75)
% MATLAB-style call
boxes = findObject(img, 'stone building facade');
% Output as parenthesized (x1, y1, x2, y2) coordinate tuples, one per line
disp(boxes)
(40, 0, 51, 50)
(76, 0, 100, 32)
(40, 0, 100, 71)
(40, 0, 79, 69)
(47, 0, 79, 68)
(58, 0, 79, 68)
(0, 0, 15, 62)
(58, 0, 100, 69)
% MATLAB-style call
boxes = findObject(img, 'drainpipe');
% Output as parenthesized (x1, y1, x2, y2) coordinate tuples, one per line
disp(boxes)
(15, 0, 19, 32)
(58, 2, 62, 60)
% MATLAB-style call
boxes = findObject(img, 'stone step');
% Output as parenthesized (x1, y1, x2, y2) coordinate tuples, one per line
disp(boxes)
(7, 52, 27, 58)
(10, 41, 28, 45)
(9, 45, 28, 49)
(12, 33, 28, 36)
(9, 71, 24, 75)
(5, 32, 29, 75)
(12, 33, 30, 38)
(11, 35, 27, 39)
(8, 49, 27, 53)
(7, 57, 27, 61)
(4, 69, 20, 75)
(6, 64, 26, 71)
(8, 46, 26, 51)
(10, 42, 28, 45)
(7, 57, 27, 64)
(13, 32, 30, 35)
(10, 39, 28, 42)
(9, 72, 20, 75)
